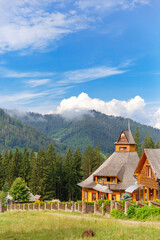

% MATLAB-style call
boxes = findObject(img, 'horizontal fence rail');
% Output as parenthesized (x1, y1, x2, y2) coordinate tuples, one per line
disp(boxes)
(1, 200, 160, 216)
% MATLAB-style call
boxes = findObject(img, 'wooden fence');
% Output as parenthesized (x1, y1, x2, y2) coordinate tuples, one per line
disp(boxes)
(2, 200, 160, 216)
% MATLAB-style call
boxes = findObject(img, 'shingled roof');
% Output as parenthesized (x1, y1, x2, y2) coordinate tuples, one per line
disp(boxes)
(135, 149, 160, 180)
(115, 130, 136, 145)
(78, 151, 139, 191)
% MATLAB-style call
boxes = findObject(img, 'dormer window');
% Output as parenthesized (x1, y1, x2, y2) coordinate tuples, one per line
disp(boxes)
(119, 147, 127, 151)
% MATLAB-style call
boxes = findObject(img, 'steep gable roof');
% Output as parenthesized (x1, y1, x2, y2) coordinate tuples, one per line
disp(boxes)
(78, 151, 139, 191)
(135, 149, 160, 179)
(115, 130, 136, 145)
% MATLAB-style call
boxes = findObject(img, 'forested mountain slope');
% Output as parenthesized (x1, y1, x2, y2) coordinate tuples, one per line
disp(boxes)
(7, 110, 160, 153)
(0, 109, 64, 152)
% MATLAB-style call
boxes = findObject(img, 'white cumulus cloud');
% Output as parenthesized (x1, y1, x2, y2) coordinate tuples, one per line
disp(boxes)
(56, 92, 146, 121)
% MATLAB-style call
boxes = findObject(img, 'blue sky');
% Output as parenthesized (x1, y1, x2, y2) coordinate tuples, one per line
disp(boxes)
(0, 0, 160, 128)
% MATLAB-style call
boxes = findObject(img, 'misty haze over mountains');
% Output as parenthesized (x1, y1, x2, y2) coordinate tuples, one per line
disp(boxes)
(4, 109, 160, 154)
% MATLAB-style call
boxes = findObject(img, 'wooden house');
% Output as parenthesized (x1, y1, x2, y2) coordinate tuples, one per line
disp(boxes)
(78, 130, 139, 202)
(134, 149, 160, 201)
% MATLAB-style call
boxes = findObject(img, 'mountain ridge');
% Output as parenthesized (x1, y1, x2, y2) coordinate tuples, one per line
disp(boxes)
(5, 109, 160, 153)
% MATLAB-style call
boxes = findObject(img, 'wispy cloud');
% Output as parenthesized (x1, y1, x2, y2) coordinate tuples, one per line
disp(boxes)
(0, 67, 55, 78)
(0, 0, 150, 54)
(59, 66, 126, 85)
(76, 0, 150, 12)
(0, 0, 89, 53)
(26, 79, 51, 88)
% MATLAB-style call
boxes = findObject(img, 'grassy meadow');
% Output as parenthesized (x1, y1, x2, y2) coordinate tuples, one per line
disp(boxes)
(0, 211, 160, 240)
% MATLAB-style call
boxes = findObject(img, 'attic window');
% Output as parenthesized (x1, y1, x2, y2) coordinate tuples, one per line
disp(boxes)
(119, 147, 127, 151)
(146, 165, 151, 178)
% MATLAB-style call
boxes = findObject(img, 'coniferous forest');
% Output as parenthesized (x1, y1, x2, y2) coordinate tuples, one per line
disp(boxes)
(0, 128, 159, 202)
(0, 144, 104, 201)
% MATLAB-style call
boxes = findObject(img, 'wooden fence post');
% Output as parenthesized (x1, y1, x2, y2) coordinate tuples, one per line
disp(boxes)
(115, 202, 118, 210)
(82, 200, 86, 214)
(148, 201, 152, 206)
(102, 203, 105, 216)
(110, 200, 114, 212)
(0, 202, 2, 213)
(125, 201, 128, 215)
(94, 202, 96, 214)
(71, 201, 74, 212)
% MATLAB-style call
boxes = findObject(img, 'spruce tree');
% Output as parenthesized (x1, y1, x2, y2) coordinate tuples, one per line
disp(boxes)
(82, 145, 94, 179)
(134, 128, 142, 157)
(92, 145, 103, 172)
(9, 148, 22, 184)
(42, 143, 56, 200)
(36, 148, 45, 196)
(29, 149, 37, 194)
(142, 131, 155, 150)
(55, 154, 63, 200)
(0, 154, 4, 189)
(21, 147, 30, 184)
(73, 148, 82, 200)
(63, 147, 75, 201)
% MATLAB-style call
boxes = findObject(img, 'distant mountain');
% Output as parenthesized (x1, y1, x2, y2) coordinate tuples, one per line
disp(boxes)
(0, 109, 65, 152)
(7, 110, 160, 153)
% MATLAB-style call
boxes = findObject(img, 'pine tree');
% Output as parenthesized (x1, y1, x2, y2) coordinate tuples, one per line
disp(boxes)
(2, 151, 9, 185)
(63, 147, 75, 201)
(73, 148, 82, 200)
(92, 145, 103, 172)
(134, 128, 142, 157)
(142, 131, 155, 150)
(36, 148, 45, 196)
(0, 154, 4, 189)
(42, 143, 56, 200)
(29, 149, 37, 194)
(156, 141, 160, 148)
(9, 148, 22, 184)
(55, 154, 63, 200)
(20, 147, 30, 184)
(82, 145, 94, 179)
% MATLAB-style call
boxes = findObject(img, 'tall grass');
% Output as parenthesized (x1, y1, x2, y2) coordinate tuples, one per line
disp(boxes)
(0, 211, 160, 240)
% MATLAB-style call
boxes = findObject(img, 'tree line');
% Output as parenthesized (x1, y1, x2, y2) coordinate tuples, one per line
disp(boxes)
(0, 144, 104, 201)
(134, 128, 160, 157)
(0, 128, 159, 202)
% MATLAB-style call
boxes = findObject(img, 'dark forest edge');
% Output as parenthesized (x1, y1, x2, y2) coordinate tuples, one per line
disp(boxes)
(0, 128, 159, 202)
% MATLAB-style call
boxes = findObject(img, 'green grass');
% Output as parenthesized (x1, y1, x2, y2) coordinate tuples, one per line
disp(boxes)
(0, 211, 160, 240)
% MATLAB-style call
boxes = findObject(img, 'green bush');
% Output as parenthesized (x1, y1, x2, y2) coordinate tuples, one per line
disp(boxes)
(76, 200, 82, 206)
(110, 209, 126, 219)
(127, 204, 139, 218)
(86, 202, 94, 205)
(135, 206, 160, 220)
(97, 199, 110, 206)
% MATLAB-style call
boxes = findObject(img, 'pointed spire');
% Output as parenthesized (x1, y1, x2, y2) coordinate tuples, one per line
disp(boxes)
(128, 119, 130, 131)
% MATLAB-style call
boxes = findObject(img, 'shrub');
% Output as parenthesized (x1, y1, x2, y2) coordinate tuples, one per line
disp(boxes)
(97, 199, 110, 206)
(135, 206, 160, 220)
(110, 209, 126, 219)
(127, 204, 139, 218)
(76, 200, 82, 206)
(86, 202, 94, 205)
